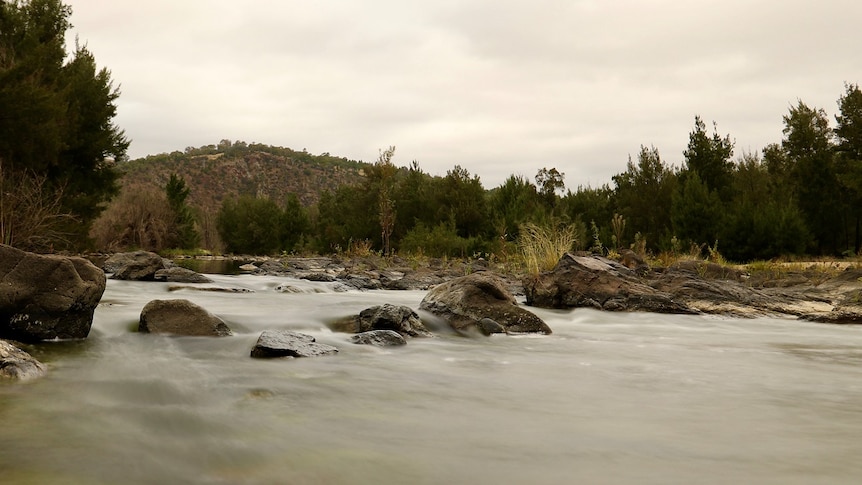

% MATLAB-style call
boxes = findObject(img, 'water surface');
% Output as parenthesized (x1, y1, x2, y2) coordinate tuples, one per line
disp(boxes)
(2, 275, 861, 484)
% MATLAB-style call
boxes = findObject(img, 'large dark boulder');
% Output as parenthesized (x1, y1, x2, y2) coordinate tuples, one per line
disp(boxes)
(0, 339, 47, 381)
(0, 244, 106, 341)
(524, 253, 695, 314)
(250, 329, 339, 358)
(139, 299, 232, 336)
(357, 304, 432, 337)
(420, 272, 551, 335)
(106, 251, 167, 280)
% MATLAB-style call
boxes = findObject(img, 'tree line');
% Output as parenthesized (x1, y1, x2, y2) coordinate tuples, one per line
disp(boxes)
(3, 1, 861, 262)
(205, 86, 862, 263)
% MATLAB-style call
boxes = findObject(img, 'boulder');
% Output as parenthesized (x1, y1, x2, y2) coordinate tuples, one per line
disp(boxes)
(356, 304, 432, 337)
(420, 272, 552, 335)
(0, 244, 106, 341)
(349, 330, 407, 347)
(139, 299, 232, 336)
(250, 329, 339, 358)
(524, 253, 695, 314)
(0, 339, 47, 381)
(106, 251, 166, 280)
(154, 267, 213, 283)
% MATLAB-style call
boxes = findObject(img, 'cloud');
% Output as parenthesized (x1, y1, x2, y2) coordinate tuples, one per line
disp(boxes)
(66, 0, 862, 188)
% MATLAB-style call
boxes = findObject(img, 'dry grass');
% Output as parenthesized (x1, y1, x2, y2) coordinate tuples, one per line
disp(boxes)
(518, 222, 578, 276)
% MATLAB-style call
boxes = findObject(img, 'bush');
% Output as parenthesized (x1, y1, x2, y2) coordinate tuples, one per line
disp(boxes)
(89, 185, 174, 251)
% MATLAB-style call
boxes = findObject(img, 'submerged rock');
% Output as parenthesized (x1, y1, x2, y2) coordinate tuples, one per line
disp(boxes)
(0, 339, 47, 381)
(251, 330, 339, 358)
(420, 272, 551, 335)
(0, 244, 106, 341)
(349, 330, 407, 346)
(139, 299, 233, 336)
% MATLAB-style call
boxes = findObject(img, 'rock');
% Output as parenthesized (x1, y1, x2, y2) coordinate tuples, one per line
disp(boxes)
(106, 251, 166, 280)
(800, 303, 862, 324)
(0, 244, 106, 341)
(421, 272, 552, 335)
(238, 263, 259, 272)
(139, 299, 232, 336)
(349, 330, 407, 346)
(356, 304, 433, 337)
(0, 339, 47, 381)
(301, 273, 336, 282)
(524, 253, 695, 314)
(154, 267, 213, 283)
(250, 330, 339, 358)
(274, 284, 305, 293)
(167, 286, 254, 293)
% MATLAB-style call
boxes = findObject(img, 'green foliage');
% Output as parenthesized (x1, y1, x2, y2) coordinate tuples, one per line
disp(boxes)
(216, 195, 304, 255)
(0, 0, 128, 249)
(399, 219, 484, 258)
(486, 175, 545, 242)
(165, 174, 199, 249)
(671, 171, 724, 250)
(683, 116, 735, 199)
(781, 100, 844, 254)
(612, 145, 677, 250)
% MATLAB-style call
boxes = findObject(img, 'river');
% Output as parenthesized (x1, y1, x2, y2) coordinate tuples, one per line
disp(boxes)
(2, 274, 862, 484)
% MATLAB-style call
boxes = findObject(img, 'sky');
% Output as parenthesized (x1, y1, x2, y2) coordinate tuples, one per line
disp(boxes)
(64, 0, 862, 189)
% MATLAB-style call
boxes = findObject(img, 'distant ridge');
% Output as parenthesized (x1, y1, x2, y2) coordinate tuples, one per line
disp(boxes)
(118, 142, 368, 212)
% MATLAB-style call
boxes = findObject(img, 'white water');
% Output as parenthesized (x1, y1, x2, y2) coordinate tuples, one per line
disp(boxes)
(2, 274, 862, 484)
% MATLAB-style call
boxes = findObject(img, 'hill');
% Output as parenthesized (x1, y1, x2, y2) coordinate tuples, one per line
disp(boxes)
(118, 141, 368, 213)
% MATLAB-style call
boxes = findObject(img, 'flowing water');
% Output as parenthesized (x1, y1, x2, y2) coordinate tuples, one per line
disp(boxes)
(2, 274, 862, 484)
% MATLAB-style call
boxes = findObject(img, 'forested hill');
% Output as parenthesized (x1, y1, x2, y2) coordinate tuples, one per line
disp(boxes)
(118, 141, 367, 212)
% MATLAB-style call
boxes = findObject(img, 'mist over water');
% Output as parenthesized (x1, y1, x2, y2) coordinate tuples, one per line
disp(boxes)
(2, 275, 862, 484)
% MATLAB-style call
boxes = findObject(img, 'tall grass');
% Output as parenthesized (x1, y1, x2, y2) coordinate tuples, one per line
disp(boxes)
(518, 222, 578, 276)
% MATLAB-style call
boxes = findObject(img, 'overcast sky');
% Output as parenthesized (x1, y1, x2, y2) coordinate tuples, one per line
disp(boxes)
(64, 0, 862, 189)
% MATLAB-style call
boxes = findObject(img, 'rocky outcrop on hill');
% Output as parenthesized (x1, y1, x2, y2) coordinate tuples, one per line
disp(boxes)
(420, 272, 551, 335)
(139, 299, 233, 336)
(1, 244, 106, 341)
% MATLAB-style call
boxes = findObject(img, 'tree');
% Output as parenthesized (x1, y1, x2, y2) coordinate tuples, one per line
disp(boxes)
(682, 116, 734, 199)
(369, 146, 397, 256)
(782, 100, 843, 254)
(216, 196, 283, 255)
(436, 165, 489, 239)
(165, 174, 199, 249)
(487, 175, 544, 242)
(612, 145, 677, 250)
(835, 83, 862, 253)
(280, 193, 310, 253)
(535, 167, 565, 209)
(671, 171, 724, 249)
(0, 0, 128, 249)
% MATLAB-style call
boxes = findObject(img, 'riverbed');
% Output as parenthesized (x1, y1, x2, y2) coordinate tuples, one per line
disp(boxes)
(2, 274, 862, 484)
